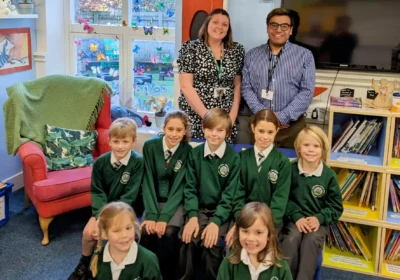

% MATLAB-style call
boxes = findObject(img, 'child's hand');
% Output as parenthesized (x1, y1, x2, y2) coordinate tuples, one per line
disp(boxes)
(140, 220, 156, 235)
(91, 218, 99, 240)
(155, 222, 167, 238)
(182, 217, 199, 244)
(225, 224, 236, 247)
(306, 216, 320, 232)
(295, 217, 312, 233)
(201, 222, 219, 248)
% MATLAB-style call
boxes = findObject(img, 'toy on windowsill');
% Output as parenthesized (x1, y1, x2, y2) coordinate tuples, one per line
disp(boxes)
(145, 96, 168, 127)
(142, 115, 152, 127)
(0, 0, 11, 17)
(8, 0, 18, 15)
(366, 78, 397, 109)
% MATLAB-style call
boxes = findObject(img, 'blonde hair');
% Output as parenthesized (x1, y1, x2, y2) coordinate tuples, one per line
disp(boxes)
(202, 108, 232, 136)
(163, 110, 191, 143)
(109, 117, 137, 140)
(199, 8, 233, 48)
(90, 202, 140, 277)
(228, 202, 284, 267)
(294, 126, 329, 162)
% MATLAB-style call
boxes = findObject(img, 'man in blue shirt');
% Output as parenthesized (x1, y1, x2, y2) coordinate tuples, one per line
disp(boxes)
(239, 8, 315, 148)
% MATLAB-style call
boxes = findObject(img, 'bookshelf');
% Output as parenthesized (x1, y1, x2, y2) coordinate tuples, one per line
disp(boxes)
(325, 105, 400, 278)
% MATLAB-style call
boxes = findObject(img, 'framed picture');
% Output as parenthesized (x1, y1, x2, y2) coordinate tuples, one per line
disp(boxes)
(0, 28, 32, 75)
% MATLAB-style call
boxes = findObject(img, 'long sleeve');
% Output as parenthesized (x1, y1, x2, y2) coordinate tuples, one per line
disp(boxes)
(286, 196, 305, 223)
(142, 142, 159, 221)
(276, 52, 315, 125)
(184, 151, 199, 219)
(217, 259, 232, 280)
(143, 253, 163, 280)
(212, 156, 241, 226)
(91, 161, 108, 218)
(119, 157, 144, 206)
(269, 158, 291, 225)
(315, 173, 344, 225)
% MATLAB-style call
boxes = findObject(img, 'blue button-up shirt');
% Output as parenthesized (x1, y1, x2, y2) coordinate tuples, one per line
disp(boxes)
(241, 41, 315, 125)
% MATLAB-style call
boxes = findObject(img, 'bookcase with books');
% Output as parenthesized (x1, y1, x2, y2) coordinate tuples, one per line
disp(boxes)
(324, 105, 400, 278)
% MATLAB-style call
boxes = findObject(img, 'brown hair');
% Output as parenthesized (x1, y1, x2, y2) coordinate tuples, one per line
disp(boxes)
(250, 109, 280, 130)
(163, 110, 191, 143)
(199, 8, 233, 48)
(228, 202, 284, 266)
(202, 108, 232, 136)
(90, 202, 140, 277)
(266, 8, 293, 25)
(109, 117, 137, 140)
(294, 125, 329, 162)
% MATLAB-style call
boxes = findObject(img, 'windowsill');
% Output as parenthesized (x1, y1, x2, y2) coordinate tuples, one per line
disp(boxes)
(137, 124, 161, 135)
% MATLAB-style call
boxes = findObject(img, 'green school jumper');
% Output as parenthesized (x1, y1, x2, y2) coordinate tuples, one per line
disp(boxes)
(233, 147, 291, 225)
(217, 258, 293, 280)
(285, 161, 343, 226)
(94, 244, 162, 280)
(91, 151, 144, 217)
(142, 136, 192, 222)
(184, 143, 240, 226)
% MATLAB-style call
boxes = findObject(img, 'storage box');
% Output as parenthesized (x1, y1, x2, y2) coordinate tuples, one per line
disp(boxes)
(0, 183, 14, 227)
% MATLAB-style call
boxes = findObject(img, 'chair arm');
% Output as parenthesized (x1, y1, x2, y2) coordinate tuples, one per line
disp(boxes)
(96, 128, 111, 156)
(17, 142, 48, 181)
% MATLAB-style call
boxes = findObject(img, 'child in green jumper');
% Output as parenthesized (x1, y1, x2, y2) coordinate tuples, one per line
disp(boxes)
(69, 118, 144, 280)
(226, 109, 291, 246)
(281, 126, 343, 280)
(90, 201, 162, 280)
(180, 108, 240, 280)
(140, 111, 192, 280)
(217, 202, 292, 280)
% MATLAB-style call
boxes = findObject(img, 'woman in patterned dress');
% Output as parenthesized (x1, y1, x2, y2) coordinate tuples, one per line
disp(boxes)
(177, 8, 245, 143)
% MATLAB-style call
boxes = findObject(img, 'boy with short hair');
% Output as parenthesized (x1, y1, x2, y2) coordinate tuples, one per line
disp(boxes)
(179, 108, 240, 280)
(68, 117, 144, 280)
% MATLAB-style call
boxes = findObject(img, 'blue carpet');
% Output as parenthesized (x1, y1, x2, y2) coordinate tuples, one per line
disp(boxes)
(0, 189, 386, 280)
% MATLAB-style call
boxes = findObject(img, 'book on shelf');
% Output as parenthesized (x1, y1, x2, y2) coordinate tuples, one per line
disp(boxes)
(393, 119, 400, 159)
(330, 96, 362, 108)
(389, 179, 400, 212)
(384, 230, 400, 261)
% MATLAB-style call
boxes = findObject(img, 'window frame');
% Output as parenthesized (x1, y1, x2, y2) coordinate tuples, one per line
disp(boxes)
(66, 0, 179, 116)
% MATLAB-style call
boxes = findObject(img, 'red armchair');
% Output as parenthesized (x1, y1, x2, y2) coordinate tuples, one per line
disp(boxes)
(18, 92, 111, 245)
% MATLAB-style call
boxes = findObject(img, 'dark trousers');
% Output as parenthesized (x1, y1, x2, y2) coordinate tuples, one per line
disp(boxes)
(178, 210, 229, 280)
(275, 116, 306, 149)
(281, 222, 327, 280)
(141, 225, 180, 280)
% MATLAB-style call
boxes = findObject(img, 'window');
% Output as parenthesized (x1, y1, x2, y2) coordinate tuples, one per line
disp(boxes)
(68, 0, 178, 114)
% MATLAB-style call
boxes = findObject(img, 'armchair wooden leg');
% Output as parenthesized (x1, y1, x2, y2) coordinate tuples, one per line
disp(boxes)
(24, 191, 30, 209)
(39, 216, 54, 246)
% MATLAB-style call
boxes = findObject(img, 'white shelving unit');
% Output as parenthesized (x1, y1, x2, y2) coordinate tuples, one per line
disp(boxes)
(0, 14, 38, 19)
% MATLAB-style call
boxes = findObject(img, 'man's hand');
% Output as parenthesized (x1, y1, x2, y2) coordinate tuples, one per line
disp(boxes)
(201, 222, 219, 248)
(306, 216, 320, 232)
(295, 217, 312, 233)
(182, 217, 199, 243)
(140, 220, 156, 235)
(155, 222, 167, 238)
(225, 224, 236, 247)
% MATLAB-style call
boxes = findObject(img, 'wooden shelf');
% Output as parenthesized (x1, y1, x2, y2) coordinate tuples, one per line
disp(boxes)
(0, 14, 38, 19)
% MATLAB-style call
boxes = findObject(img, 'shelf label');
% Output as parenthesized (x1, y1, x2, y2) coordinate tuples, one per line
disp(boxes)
(390, 213, 400, 219)
(0, 196, 5, 220)
(328, 255, 368, 268)
(387, 264, 400, 274)
(337, 157, 367, 164)
(344, 208, 367, 217)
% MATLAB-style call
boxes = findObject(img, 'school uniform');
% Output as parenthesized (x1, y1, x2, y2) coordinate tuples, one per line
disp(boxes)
(91, 150, 144, 217)
(141, 136, 192, 280)
(233, 145, 291, 233)
(94, 241, 162, 280)
(281, 160, 343, 280)
(180, 141, 240, 280)
(217, 249, 293, 280)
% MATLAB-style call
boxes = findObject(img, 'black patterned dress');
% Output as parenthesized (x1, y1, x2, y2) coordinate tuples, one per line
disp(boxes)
(177, 39, 245, 143)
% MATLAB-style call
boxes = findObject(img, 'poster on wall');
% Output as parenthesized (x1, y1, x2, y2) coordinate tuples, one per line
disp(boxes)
(0, 28, 32, 75)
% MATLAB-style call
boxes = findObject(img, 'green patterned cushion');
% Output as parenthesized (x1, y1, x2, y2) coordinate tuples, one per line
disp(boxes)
(44, 125, 98, 171)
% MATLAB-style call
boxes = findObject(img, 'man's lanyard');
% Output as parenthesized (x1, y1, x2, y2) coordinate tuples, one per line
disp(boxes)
(208, 45, 224, 80)
(266, 49, 282, 91)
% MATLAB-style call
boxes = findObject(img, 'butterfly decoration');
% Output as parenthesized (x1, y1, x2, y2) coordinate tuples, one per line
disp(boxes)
(133, 6, 140, 12)
(135, 66, 145, 76)
(166, 68, 174, 77)
(156, 47, 162, 52)
(83, 21, 94, 33)
(162, 54, 171, 62)
(150, 56, 159, 64)
(137, 16, 143, 23)
(91, 66, 101, 75)
(132, 22, 139, 31)
(144, 26, 153, 35)
(96, 52, 106, 61)
(132, 45, 140, 54)
(89, 43, 98, 52)
(133, 0, 141, 4)
(109, 68, 119, 77)
(166, 9, 174, 17)
(77, 52, 83, 57)
(163, 27, 168, 35)
(74, 40, 81, 46)
(157, 2, 165, 10)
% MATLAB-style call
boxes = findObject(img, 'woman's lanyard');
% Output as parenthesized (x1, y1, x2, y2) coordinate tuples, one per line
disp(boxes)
(266, 50, 282, 91)
(208, 44, 224, 80)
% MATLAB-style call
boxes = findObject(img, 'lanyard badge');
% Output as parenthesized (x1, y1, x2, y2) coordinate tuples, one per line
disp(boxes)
(208, 44, 226, 102)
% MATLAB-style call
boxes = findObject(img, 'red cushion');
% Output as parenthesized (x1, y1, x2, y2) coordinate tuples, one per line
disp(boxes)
(33, 167, 92, 202)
